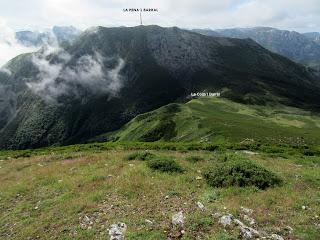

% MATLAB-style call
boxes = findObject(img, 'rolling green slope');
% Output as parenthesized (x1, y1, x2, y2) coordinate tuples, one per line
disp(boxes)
(102, 97, 320, 145)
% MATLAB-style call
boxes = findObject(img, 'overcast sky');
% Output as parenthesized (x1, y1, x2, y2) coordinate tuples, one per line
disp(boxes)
(0, 0, 320, 33)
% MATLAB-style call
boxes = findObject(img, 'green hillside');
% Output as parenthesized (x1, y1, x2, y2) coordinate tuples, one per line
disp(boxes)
(102, 97, 320, 145)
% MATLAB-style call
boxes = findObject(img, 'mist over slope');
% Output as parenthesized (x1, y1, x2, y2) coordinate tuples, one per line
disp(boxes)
(1, 25, 320, 149)
(0, 24, 81, 67)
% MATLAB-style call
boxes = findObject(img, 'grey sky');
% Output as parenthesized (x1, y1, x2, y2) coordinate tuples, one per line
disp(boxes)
(0, 0, 320, 33)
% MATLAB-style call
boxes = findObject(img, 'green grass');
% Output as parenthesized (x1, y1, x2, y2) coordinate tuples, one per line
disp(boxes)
(104, 97, 320, 145)
(0, 143, 319, 239)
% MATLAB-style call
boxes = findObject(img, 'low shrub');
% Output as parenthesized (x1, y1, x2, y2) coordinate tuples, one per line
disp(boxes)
(204, 144, 219, 151)
(302, 149, 319, 156)
(203, 160, 282, 189)
(186, 155, 204, 163)
(200, 190, 221, 202)
(124, 151, 155, 161)
(147, 158, 184, 173)
(210, 232, 237, 240)
(188, 215, 213, 232)
(215, 152, 241, 162)
(13, 151, 32, 158)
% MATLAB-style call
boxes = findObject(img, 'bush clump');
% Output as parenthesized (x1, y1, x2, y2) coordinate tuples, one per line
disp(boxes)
(203, 160, 282, 189)
(186, 155, 204, 163)
(125, 151, 155, 161)
(147, 158, 184, 173)
(13, 151, 32, 158)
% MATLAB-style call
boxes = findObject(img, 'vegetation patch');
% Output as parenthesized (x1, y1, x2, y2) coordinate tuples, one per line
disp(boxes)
(140, 119, 177, 142)
(147, 158, 184, 173)
(124, 151, 155, 161)
(12, 151, 32, 158)
(203, 160, 282, 189)
(209, 232, 237, 240)
(200, 189, 221, 202)
(188, 215, 213, 232)
(186, 155, 204, 163)
(126, 231, 167, 239)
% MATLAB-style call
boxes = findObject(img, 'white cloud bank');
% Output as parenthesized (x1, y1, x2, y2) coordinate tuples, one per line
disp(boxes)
(27, 48, 125, 102)
(0, 18, 38, 67)
(0, 67, 12, 76)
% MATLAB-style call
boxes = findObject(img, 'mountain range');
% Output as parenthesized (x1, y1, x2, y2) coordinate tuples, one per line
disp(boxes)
(15, 26, 82, 47)
(9, 25, 320, 70)
(304, 32, 320, 44)
(1, 25, 320, 149)
(192, 27, 320, 70)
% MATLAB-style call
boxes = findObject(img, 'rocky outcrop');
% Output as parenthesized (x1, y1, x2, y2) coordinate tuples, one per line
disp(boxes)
(108, 223, 127, 240)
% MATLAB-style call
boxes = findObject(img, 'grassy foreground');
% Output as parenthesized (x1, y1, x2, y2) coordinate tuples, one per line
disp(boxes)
(0, 142, 319, 239)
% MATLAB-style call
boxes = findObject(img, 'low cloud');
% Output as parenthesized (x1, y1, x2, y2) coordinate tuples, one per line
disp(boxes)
(0, 18, 39, 67)
(27, 48, 66, 101)
(0, 67, 12, 76)
(27, 48, 125, 102)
